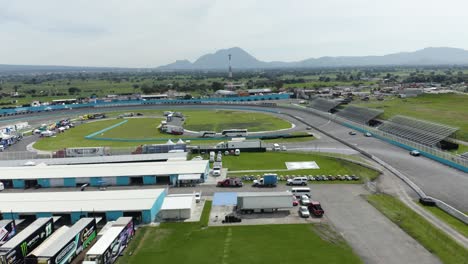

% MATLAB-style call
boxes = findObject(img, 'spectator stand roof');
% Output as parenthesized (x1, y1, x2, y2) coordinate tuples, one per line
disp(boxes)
(308, 98, 342, 112)
(336, 105, 383, 124)
(378, 115, 459, 146)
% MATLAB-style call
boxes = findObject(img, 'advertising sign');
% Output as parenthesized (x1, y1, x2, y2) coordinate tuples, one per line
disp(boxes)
(102, 221, 135, 264)
(52, 220, 96, 264)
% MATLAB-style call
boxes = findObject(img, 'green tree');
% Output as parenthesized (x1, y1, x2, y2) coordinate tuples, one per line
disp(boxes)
(68, 87, 81, 95)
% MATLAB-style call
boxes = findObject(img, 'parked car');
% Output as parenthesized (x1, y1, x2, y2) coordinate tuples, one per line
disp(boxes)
(298, 206, 310, 218)
(308, 201, 324, 217)
(349, 131, 357, 135)
(300, 195, 310, 205)
(287, 177, 308, 186)
(410, 150, 421, 156)
(306, 126, 312, 130)
(351, 175, 360, 181)
(364, 132, 372, 137)
(327, 176, 336, 181)
(292, 196, 299, 206)
(344, 175, 352, 181)
(195, 192, 201, 203)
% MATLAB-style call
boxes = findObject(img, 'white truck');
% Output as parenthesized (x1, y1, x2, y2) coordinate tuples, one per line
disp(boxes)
(237, 192, 293, 213)
(212, 162, 222, 176)
(215, 139, 262, 149)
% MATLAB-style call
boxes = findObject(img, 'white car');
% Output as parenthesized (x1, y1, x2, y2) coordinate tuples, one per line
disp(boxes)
(364, 132, 372, 137)
(300, 195, 310, 205)
(195, 192, 201, 203)
(287, 177, 308, 186)
(298, 206, 310, 218)
(212, 168, 221, 176)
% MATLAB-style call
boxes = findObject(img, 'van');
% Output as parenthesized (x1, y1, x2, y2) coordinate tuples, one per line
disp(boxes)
(287, 177, 308, 186)
(209, 151, 215, 163)
(291, 187, 311, 198)
(273, 143, 281, 151)
(0, 182, 4, 191)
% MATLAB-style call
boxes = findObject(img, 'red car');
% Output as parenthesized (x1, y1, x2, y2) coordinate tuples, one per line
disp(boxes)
(307, 201, 324, 217)
(292, 196, 299, 206)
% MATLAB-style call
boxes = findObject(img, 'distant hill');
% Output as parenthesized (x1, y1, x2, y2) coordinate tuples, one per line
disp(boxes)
(2, 47, 468, 74)
(158, 47, 468, 70)
(0, 64, 137, 75)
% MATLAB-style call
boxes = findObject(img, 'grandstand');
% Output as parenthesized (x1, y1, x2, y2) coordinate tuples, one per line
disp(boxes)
(336, 106, 383, 125)
(308, 98, 342, 112)
(378, 115, 459, 146)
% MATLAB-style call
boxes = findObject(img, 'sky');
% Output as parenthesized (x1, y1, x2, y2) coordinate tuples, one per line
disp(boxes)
(1, 0, 468, 67)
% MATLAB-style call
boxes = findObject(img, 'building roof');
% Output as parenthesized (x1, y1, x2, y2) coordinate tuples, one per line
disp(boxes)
(86, 226, 126, 255)
(0, 189, 165, 214)
(0, 152, 187, 167)
(37, 218, 95, 258)
(161, 195, 193, 210)
(237, 192, 291, 197)
(29, 226, 70, 257)
(0, 160, 208, 180)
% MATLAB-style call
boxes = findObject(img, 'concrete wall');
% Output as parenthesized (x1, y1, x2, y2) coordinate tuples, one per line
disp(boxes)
(90, 177, 102, 186)
(143, 176, 156, 185)
(106, 211, 124, 221)
(12, 179, 24, 188)
(37, 179, 51, 188)
(116, 176, 130, 186)
(36, 212, 53, 218)
(142, 189, 167, 223)
(64, 178, 76, 187)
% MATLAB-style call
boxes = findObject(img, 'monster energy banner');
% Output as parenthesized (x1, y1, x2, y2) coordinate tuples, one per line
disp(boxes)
(52, 220, 96, 264)
(0, 218, 54, 264)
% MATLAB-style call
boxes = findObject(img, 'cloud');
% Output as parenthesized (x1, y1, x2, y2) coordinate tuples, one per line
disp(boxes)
(0, 0, 467, 67)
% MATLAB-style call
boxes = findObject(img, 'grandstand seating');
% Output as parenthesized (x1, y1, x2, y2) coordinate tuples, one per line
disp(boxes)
(308, 98, 341, 112)
(336, 106, 383, 124)
(378, 115, 458, 146)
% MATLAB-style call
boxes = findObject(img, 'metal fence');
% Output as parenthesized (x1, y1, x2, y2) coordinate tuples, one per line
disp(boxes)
(281, 104, 468, 170)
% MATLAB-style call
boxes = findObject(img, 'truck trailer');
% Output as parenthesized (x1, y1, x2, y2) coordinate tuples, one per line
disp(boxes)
(215, 139, 262, 150)
(0, 220, 22, 246)
(24, 217, 98, 264)
(237, 192, 293, 213)
(0, 217, 56, 264)
(83, 217, 135, 264)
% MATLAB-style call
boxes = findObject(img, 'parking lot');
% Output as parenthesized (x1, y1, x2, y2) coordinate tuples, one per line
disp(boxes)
(209, 204, 324, 226)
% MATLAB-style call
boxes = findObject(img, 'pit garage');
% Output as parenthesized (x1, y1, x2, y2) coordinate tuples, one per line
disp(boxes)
(0, 188, 167, 224)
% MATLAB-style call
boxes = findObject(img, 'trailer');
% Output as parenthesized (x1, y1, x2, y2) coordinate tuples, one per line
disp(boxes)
(215, 139, 262, 149)
(0, 217, 56, 264)
(132, 143, 187, 154)
(161, 125, 184, 135)
(237, 192, 293, 213)
(25, 218, 98, 264)
(0, 220, 23, 246)
(83, 217, 135, 264)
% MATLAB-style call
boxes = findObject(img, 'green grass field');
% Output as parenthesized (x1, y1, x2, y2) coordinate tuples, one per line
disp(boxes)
(33, 118, 173, 150)
(224, 152, 380, 182)
(183, 110, 291, 132)
(32, 109, 294, 150)
(417, 204, 468, 238)
(353, 94, 468, 141)
(367, 194, 468, 264)
(117, 202, 362, 264)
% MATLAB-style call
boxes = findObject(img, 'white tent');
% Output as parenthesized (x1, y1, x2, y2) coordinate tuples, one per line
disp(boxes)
(177, 139, 185, 144)
(166, 139, 175, 145)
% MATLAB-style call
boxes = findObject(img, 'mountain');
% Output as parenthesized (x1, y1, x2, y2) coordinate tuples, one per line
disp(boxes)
(158, 47, 468, 70)
(159, 47, 266, 70)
